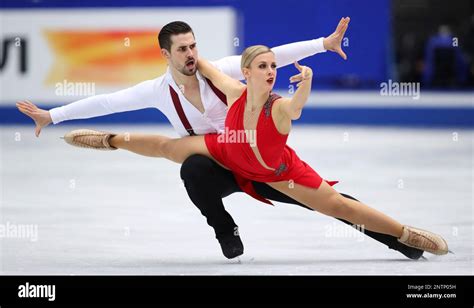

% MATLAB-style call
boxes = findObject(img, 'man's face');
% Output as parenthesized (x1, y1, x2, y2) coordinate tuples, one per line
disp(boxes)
(164, 32, 198, 76)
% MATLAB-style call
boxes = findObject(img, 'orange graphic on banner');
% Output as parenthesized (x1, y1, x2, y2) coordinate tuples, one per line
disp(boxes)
(44, 30, 167, 85)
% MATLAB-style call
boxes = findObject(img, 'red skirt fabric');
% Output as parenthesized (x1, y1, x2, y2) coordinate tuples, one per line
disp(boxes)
(205, 133, 338, 205)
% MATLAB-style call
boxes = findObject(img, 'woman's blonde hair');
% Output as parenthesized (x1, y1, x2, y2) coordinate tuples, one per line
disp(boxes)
(241, 45, 273, 69)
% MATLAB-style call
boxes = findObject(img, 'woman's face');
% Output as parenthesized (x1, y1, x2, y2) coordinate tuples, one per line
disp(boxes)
(243, 52, 277, 91)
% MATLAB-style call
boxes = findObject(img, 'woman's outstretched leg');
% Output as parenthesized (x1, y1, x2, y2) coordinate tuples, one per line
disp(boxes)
(267, 180, 448, 254)
(64, 129, 212, 164)
(109, 133, 211, 163)
(268, 181, 403, 237)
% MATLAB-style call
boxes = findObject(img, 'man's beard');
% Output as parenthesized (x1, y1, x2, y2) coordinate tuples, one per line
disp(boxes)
(180, 65, 197, 76)
(177, 57, 197, 76)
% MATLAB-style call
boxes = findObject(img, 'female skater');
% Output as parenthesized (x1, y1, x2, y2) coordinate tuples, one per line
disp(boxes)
(23, 45, 449, 255)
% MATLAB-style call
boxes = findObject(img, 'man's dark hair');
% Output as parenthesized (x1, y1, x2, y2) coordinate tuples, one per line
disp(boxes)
(158, 21, 194, 51)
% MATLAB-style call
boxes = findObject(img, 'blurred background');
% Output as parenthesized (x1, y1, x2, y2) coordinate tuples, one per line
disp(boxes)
(0, 0, 472, 127)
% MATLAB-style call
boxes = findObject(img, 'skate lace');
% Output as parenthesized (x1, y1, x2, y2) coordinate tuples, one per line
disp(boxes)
(75, 134, 107, 148)
(407, 229, 440, 250)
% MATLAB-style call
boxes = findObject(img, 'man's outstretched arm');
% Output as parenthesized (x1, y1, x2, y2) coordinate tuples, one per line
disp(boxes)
(213, 17, 350, 80)
(17, 79, 158, 136)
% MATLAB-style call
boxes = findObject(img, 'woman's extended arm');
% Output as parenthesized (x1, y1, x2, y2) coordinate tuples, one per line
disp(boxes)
(198, 57, 245, 107)
(276, 61, 313, 121)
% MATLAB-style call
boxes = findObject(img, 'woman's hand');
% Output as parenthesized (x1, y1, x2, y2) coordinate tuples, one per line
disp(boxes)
(16, 100, 52, 137)
(289, 61, 313, 87)
(323, 17, 350, 60)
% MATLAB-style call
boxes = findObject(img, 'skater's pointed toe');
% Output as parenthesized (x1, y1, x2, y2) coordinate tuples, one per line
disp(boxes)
(63, 129, 117, 151)
(398, 225, 448, 255)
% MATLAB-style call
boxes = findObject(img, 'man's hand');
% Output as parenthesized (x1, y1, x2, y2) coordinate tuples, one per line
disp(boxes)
(323, 17, 350, 60)
(16, 100, 52, 137)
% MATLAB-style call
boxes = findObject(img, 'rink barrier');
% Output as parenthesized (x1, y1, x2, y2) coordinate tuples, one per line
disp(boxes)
(3, 91, 472, 127)
(1, 105, 472, 128)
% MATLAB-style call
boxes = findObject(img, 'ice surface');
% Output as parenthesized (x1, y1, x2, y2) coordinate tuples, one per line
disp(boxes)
(1, 125, 472, 275)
